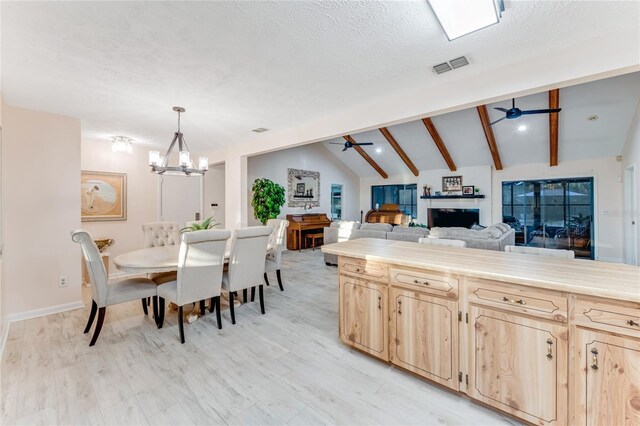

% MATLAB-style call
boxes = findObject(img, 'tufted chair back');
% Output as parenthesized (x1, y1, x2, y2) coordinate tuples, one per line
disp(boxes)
(265, 219, 289, 267)
(226, 226, 272, 292)
(142, 222, 180, 248)
(71, 229, 108, 307)
(175, 229, 231, 306)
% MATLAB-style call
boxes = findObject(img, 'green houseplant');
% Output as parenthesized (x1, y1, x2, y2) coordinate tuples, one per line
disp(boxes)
(179, 216, 218, 234)
(251, 178, 286, 225)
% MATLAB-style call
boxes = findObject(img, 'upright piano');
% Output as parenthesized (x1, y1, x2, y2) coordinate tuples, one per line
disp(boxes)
(364, 204, 404, 225)
(286, 213, 332, 250)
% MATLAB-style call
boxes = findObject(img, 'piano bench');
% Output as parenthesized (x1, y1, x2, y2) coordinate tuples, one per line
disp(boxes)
(305, 233, 324, 251)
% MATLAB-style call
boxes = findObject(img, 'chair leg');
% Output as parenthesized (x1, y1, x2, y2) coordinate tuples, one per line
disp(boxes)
(264, 273, 270, 287)
(229, 291, 236, 324)
(157, 297, 165, 329)
(141, 298, 149, 315)
(209, 297, 215, 313)
(178, 305, 185, 344)
(84, 300, 97, 334)
(250, 287, 255, 302)
(89, 307, 106, 346)
(147, 297, 151, 306)
(259, 285, 265, 315)
(215, 296, 222, 330)
(199, 300, 206, 316)
(243, 289, 248, 303)
(152, 296, 159, 320)
(276, 269, 284, 292)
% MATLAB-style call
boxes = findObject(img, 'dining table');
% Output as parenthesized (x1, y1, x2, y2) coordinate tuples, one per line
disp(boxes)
(113, 243, 237, 322)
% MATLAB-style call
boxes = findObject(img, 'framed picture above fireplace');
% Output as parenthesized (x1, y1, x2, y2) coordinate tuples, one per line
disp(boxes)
(442, 175, 462, 192)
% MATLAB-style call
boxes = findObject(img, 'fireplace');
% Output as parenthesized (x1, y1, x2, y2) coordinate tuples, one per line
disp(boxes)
(428, 208, 480, 228)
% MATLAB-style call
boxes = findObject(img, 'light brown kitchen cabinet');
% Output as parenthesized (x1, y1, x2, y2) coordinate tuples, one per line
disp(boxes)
(339, 275, 388, 361)
(573, 329, 640, 425)
(389, 287, 458, 390)
(467, 305, 568, 426)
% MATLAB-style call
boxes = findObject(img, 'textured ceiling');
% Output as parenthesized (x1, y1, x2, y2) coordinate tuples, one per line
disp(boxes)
(2, 1, 639, 150)
(322, 72, 640, 176)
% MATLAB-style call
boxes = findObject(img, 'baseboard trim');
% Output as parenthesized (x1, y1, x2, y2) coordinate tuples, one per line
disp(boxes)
(7, 300, 85, 323)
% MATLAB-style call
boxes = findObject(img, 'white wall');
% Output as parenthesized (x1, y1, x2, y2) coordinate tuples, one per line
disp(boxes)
(2, 105, 82, 319)
(81, 138, 159, 276)
(247, 144, 360, 225)
(622, 100, 640, 265)
(203, 163, 225, 227)
(0, 93, 6, 348)
(492, 157, 624, 263)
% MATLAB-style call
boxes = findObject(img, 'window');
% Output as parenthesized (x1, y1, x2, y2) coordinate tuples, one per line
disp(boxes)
(371, 184, 417, 218)
(331, 184, 342, 220)
(502, 177, 594, 259)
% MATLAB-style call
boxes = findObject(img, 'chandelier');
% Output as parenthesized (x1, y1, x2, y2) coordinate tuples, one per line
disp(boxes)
(111, 136, 133, 153)
(148, 107, 208, 176)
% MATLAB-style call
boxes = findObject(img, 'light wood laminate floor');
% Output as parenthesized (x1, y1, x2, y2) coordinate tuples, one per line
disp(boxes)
(2, 249, 519, 425)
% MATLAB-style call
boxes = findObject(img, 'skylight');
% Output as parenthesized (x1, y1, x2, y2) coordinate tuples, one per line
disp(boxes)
(428, 0, 502, 41)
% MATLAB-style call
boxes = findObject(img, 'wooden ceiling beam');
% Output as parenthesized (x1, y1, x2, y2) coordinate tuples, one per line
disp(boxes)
(549, 89, 560, 167)
(378, 127, 419, 176)
(344, 135, 388, 179)
(476, 105, 503, 170)
(421, 118, 457, 171)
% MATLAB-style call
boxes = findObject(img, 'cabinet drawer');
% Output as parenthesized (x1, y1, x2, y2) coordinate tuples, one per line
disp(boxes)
(390, 267, 458, 298)
(467, 279, 567, 322)
(574, 298, 640, 339)
(340, 258, 388, 283)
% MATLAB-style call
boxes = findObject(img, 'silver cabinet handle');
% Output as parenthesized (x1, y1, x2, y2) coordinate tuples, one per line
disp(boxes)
(546, 338, 553, 360)
(398, 300, 402, 315)
(413, 279, 430, 286)
(590, 348, 599, 371)
(378, 295, 382, 310)
(501, 296, 526, 305)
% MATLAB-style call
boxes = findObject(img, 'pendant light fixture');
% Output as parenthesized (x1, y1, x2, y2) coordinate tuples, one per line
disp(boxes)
(148, 107, 208, 176)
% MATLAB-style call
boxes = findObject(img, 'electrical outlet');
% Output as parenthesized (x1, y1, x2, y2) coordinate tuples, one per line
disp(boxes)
(59, 276, 68, 287)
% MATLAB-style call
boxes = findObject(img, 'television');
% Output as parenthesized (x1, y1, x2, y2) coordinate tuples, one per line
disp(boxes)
(428, 208, 480, 228)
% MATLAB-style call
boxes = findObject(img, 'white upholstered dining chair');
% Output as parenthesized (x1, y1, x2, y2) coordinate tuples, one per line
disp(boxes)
(264, 219, 289, 291)
(72, 230, 158, 346)
(223, 226, 272, 324)
(418, 237, 467, 248)
(141, 222, 180, 314)
(156, 229, 231, 343)
(505, 245, 575, 259)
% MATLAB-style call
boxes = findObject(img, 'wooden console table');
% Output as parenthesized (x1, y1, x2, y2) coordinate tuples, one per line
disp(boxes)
(322, 238, 640, 425)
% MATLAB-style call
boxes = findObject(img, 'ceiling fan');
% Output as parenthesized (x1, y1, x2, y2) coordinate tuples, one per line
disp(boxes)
(330, 140, 374, 152)
(491, 98, 561, 126)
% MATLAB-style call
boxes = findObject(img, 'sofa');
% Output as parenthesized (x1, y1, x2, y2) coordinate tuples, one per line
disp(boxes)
(323, 221, 429, 265)
(428, 223, 515, 251)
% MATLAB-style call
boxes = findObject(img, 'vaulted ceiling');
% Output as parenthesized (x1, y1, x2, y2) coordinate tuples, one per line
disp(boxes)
(2, 1, 639, 150)
(322, 72, 640, 176)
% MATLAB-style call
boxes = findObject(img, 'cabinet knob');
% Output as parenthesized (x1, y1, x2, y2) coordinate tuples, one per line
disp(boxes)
(626, 319, 639, 327)
(590, 348, 599, 371)
(501, 296, 526, 305)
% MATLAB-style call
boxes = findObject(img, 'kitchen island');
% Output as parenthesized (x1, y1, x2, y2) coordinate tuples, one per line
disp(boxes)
(322, 238, 640, 426)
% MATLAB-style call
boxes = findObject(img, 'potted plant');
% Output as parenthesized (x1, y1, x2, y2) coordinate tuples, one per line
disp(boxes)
(180, 216, 218, 234)
(251, 178, 286, 225)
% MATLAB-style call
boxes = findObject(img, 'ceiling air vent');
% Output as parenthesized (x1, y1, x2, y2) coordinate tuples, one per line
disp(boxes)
(433, 62, 452, 74)
(252, 127, 269, 133)
(449, 56, 469, 69)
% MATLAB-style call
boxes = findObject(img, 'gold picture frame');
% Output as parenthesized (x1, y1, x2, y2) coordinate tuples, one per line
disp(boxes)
(81, 171, 127, 222)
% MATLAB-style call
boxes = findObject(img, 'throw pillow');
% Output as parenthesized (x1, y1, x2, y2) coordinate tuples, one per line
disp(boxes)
(470, 223, 486, 231)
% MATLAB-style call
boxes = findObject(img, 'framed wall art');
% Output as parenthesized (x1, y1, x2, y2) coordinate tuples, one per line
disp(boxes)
(288, 168, 320, 207)
(442, 175, 463, 192)
(81, 170, 127, 221)
(462, 185, 475, 196)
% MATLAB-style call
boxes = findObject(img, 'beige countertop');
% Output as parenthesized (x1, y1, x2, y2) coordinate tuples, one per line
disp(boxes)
(322, 238, 640, 303)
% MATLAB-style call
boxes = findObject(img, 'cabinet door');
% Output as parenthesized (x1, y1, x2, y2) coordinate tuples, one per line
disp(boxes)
(340, 276, 388, 361)
(389, 288, 458, 390)
(467, 305, 568, 425)
(574, 329, 640, 425)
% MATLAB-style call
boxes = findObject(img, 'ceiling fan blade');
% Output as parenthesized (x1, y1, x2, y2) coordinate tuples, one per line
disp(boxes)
(490, 116, 507, 126)
(329, 142, 344, 145)
(353, 143, 373, 146)
(342, 147, 348, 152)
(494, 107, 509, 113)
(520, 108, 562, 115)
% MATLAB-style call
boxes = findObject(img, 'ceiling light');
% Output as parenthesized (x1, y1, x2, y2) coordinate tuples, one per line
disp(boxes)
(375, 148, 383, 153)
(111, 136, 133, 153)
(587, 115, 599, 121)
(428, 0, 503, 41)
(517, 125, 527, 132)
(148, 107, 208, 176)
(252, 127, 269, 133)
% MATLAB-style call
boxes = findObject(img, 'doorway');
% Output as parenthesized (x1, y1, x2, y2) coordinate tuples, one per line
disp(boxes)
(331, 184, 343, 220)
(624, 165, 638, 265)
